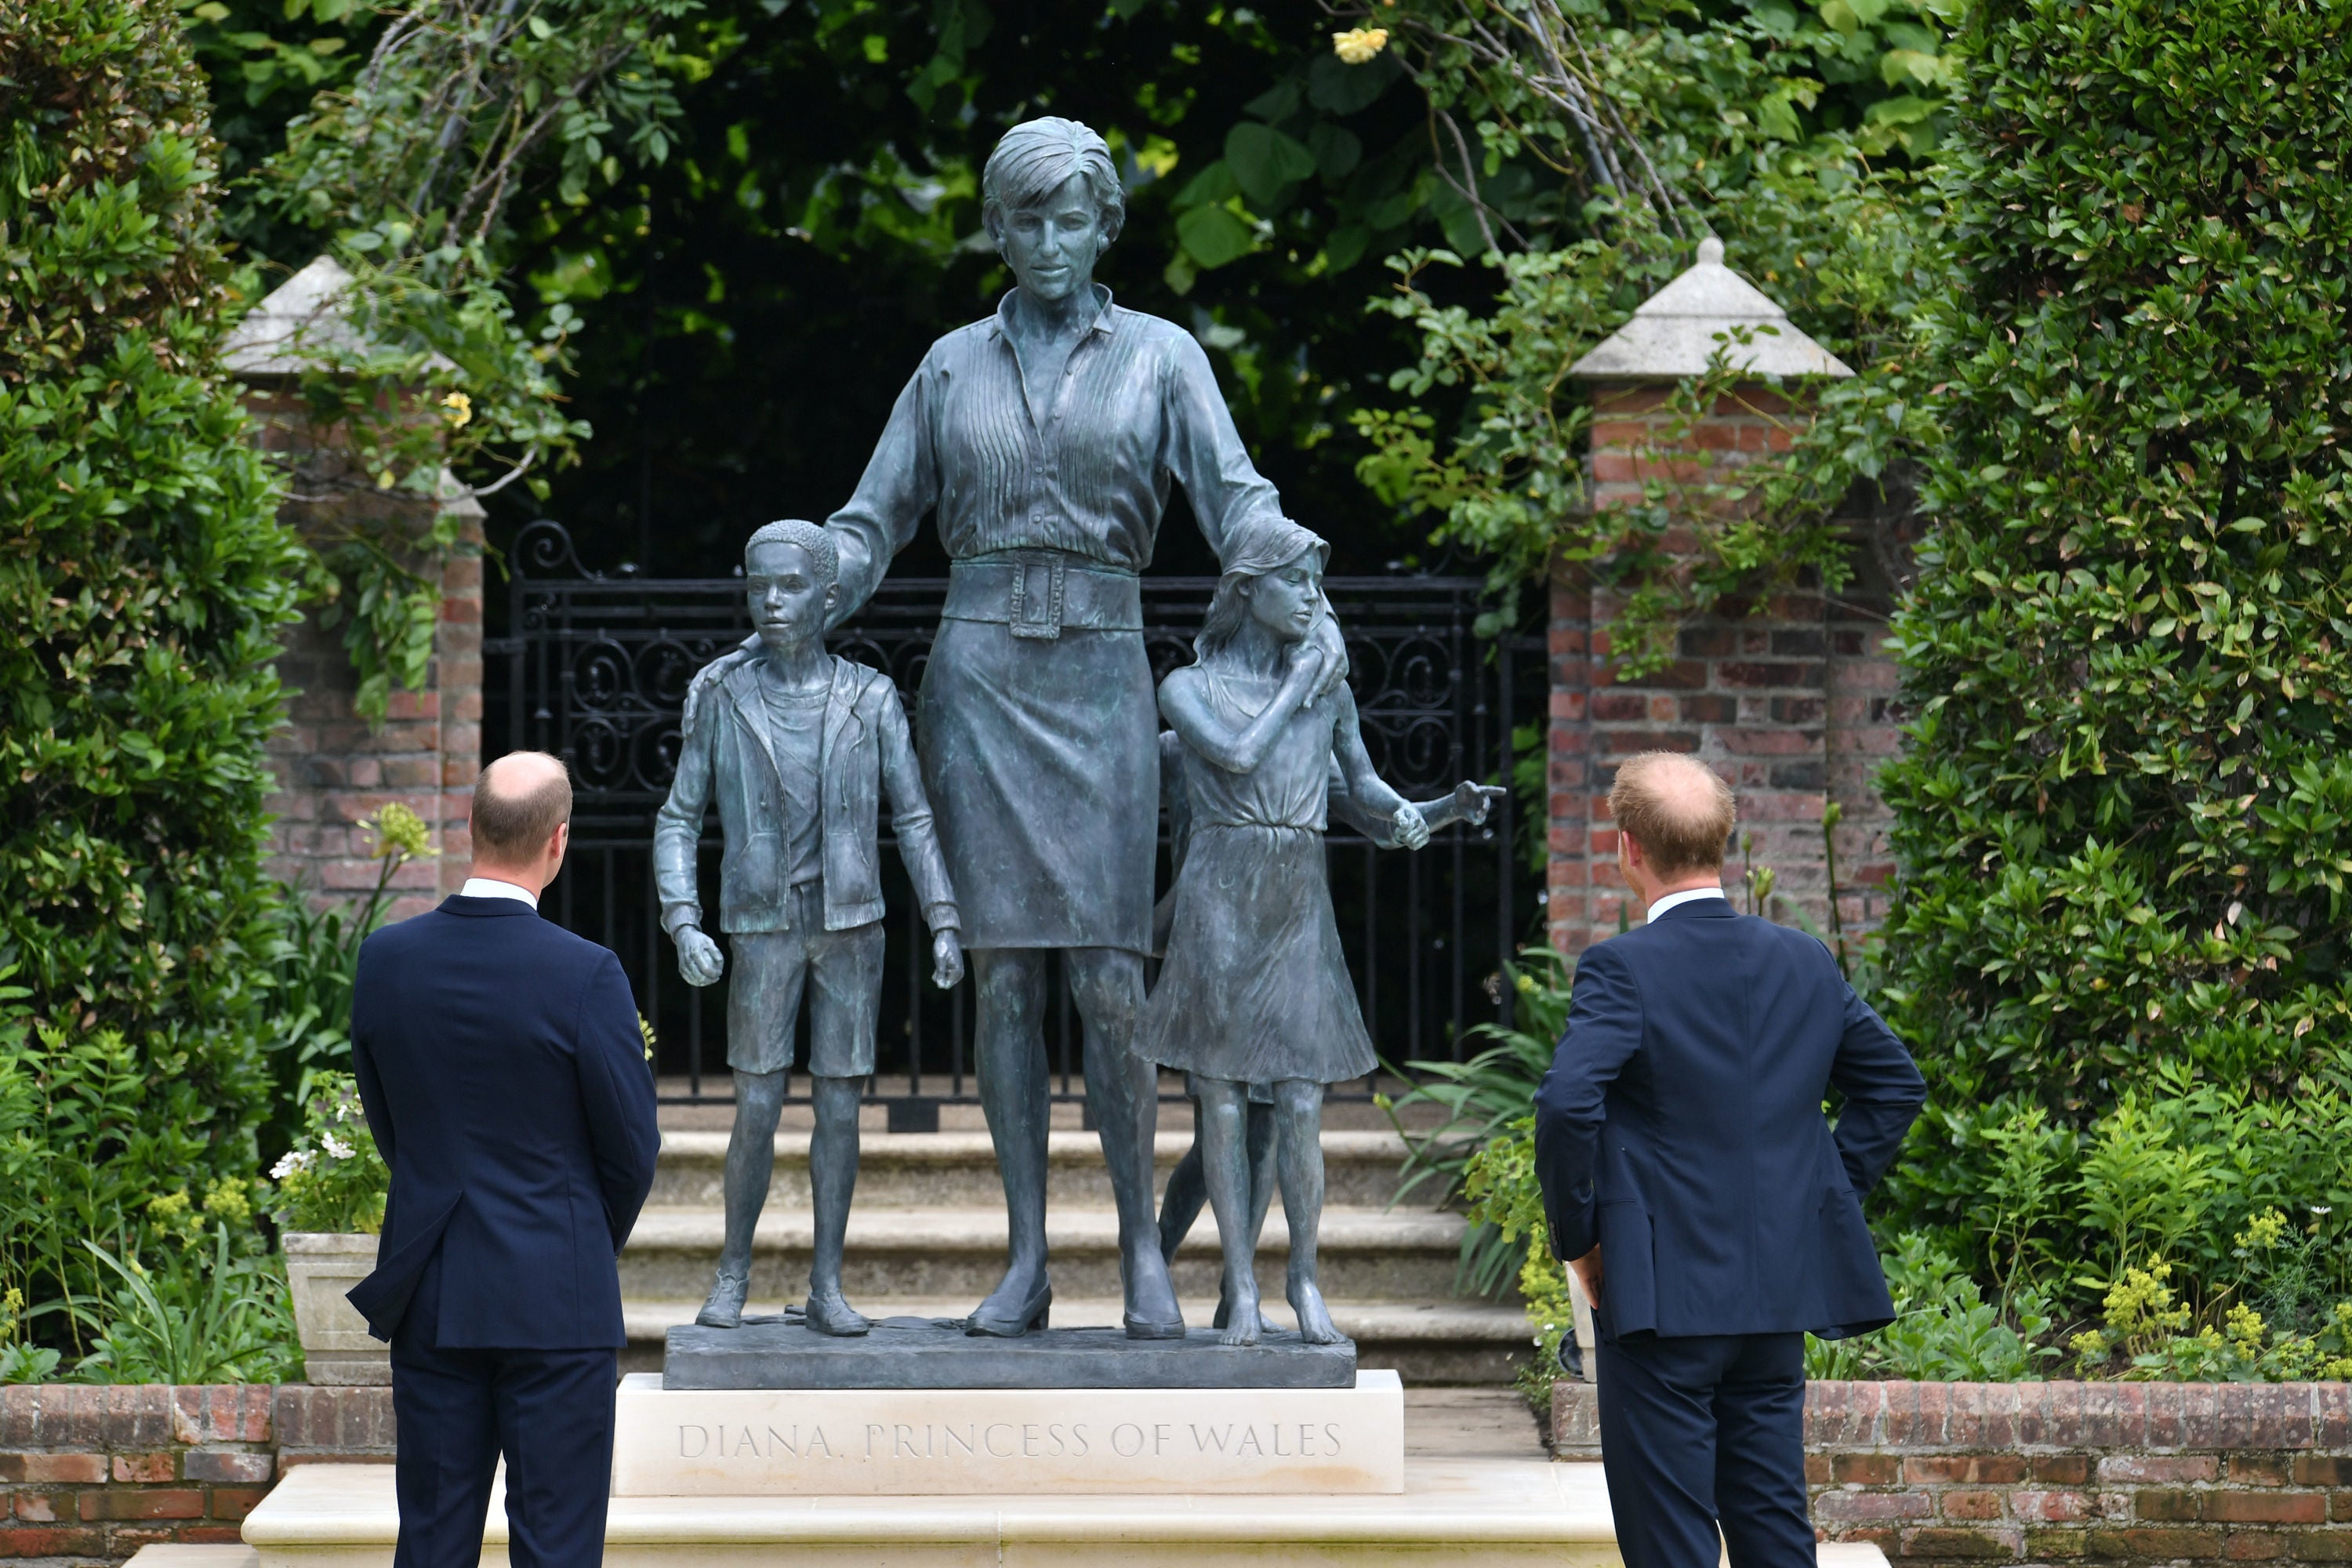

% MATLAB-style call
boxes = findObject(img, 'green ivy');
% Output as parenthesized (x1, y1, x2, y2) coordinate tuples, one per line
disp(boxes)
(1877, 0, 2352, 1219)
(0, 0, 303, 1334)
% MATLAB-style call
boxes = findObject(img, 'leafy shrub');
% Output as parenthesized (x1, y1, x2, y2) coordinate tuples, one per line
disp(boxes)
(1384, 948, 1573, 1297)
(269, 1073, 387, 1236)
(76, 1229, 297, 1385)
(0, 1001, 242, 1352)
(1806, 1233, 2057, 1381)
(0, 1288, 60, 1384)
(1878, 0, 2352, 1215)
(259, 802, 437, 1156)
(0, 0, 307, 1340)
(1457, 1116, 1580, 1409)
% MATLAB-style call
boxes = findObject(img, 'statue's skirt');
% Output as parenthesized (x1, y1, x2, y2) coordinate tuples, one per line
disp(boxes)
(916, 615, 1156, 953)
(1138, 824, 1378, 1087)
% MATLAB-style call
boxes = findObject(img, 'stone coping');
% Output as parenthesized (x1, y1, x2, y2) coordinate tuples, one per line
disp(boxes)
(1555, 1380, 2352, 1453)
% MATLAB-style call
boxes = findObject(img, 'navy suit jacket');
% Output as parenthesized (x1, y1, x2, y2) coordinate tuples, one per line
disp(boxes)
(1533, 897, 1926, 1341)
(347, 895, 662, 1349)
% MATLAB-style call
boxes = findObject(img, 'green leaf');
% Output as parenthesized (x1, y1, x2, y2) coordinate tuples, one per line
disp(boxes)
(1305, 48, 1397, 114)
(1864, 93, 1938, 126)
(1757, 92, 1803, 141)
(1224, 122, 1317, 207)
(1880, 49, 1948, 87)
(1173, 159, 1240, 210)
(1175, 205, 1258, 270)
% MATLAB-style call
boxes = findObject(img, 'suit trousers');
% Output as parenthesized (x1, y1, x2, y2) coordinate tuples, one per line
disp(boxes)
(389, 1251, 619, 1568)
(1595, 1328, 1815, 1568)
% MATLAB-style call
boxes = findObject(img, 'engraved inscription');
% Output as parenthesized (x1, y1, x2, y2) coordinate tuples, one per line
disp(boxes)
(673, 1418, 1349, 1465)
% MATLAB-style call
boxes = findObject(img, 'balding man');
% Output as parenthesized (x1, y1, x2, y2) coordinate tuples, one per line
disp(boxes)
(1534, 753, 1925, 1568)
(348, 752, 661, 1568)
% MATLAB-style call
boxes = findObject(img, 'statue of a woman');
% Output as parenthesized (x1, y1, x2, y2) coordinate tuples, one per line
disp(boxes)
(810, 117, 1344, 1339)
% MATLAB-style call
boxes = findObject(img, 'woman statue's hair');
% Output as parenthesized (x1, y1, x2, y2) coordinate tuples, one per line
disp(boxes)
(982, 117, 1125, 246)
(1195, 516, 1330, 663)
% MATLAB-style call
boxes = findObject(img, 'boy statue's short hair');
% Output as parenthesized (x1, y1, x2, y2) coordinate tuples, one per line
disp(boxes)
(743, 518, 839, 587)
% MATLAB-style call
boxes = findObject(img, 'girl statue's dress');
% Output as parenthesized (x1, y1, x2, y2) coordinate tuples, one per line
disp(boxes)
(1138, 514, 1486, 1348)
(1138, 676, 1377, 1088)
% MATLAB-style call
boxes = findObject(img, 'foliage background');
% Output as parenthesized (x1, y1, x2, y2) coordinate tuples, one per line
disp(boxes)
(0, 0, 303, 1351)
(1877, 0, 2352, 1248)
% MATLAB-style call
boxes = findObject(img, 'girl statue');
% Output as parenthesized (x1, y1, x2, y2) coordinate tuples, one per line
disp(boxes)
(1142, 517, 1501, 1346)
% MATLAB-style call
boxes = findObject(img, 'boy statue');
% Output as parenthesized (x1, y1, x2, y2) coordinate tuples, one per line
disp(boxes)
(655, 519, 965, 1335)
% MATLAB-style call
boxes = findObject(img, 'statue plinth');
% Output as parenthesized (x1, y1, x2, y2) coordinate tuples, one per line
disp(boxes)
(612, 1368, 1403, 1496)
(661, 1316, 1356, 1390)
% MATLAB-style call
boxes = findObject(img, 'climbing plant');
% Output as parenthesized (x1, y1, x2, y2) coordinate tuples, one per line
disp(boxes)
(220, 0, 698, 718)
(1341, 0, 1953, 662)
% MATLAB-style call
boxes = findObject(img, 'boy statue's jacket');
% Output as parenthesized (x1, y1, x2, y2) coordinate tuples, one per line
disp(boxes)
(654, 647, 958, 935)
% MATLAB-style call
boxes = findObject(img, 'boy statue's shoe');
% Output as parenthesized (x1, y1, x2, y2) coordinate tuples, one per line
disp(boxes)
(696, 1269, 750, 1330)
(803, 1290, 873, 1337)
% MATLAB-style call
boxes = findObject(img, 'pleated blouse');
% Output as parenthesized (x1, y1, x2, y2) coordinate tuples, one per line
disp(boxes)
(823, 288, 1287, 614)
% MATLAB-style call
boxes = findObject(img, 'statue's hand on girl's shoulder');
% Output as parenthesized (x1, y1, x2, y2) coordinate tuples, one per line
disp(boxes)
(1307, 612, 1350, 698)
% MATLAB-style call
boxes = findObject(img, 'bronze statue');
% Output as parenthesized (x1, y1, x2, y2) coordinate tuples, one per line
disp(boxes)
(1142, 518, 1500, 1346)
(807, 116, 1346, 1339)
(655, 520, 964, 1336)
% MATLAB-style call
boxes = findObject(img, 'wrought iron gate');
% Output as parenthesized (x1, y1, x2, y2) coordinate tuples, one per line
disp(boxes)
(485, 520, 1544, 1120)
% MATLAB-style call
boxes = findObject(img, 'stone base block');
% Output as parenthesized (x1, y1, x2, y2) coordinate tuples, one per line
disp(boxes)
(663, 1316, 1356, 1390)
(241, 1456, 1615, 1566)
(238, 1461, 1900, 1568)
(613, 1370, 1403, 1495)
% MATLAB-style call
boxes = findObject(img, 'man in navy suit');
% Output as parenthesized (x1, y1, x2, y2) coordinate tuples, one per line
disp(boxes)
(348, 751, 662, 1568)
(1534, 753, 1925, 1568)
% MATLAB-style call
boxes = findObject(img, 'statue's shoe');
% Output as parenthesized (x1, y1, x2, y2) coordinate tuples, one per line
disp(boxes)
(965, 1280, 1052, 1338)
(695, 1269, 750, 1330)
(1121, 1245, 1185, 1341)
(804, 1292, 872, 1338)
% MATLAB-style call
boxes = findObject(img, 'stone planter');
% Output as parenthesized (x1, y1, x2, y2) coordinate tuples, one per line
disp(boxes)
(283, 1231, 389, 1386)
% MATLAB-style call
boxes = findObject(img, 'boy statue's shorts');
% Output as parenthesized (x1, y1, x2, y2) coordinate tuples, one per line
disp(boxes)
(724, 882, 885, 1078)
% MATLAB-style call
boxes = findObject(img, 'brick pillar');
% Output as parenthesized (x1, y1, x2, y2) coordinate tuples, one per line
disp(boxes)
(1546, 384, 1903, 953)
(243, 387, 482, 921)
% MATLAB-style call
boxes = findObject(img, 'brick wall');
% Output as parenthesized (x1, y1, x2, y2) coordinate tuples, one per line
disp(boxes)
(1555, 1381, 2352, 1568)
(0, 1385, 391, 1563)
(242, 385, 484, 922)
(1545, 383, 1912, 954)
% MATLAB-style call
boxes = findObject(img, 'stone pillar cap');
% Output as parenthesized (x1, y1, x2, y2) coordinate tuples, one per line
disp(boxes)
(223, 256, 456, 376)
(1569, 235, 1853, 382)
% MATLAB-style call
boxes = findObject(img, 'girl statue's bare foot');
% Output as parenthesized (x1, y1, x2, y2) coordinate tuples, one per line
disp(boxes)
(1219, 1289, 1264, 1347)
(1290, 1278, 1345, 1345)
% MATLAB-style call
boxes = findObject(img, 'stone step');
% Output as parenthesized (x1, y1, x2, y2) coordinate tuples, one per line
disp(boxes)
(619, 1205, 1476, 1305)
(647, 1128, 1425, 1210)
(237, 1461, 1903, 1568)
(620, 1297, 1532, 1387)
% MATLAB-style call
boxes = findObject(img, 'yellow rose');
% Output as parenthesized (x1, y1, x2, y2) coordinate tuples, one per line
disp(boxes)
(1332, 26, 1388, 65)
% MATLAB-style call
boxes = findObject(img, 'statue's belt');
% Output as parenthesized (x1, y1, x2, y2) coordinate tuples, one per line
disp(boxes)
(942, 553, 1144, 639)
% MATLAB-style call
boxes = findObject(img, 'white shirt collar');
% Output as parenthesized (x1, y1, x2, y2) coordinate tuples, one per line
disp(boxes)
(459, 877, 539, 909)
(1645, 885, 1727, 923)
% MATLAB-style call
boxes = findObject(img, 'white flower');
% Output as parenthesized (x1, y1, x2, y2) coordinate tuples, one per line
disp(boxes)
(271, 1150, 314, 1179)
(321, 1133, 355, 1160)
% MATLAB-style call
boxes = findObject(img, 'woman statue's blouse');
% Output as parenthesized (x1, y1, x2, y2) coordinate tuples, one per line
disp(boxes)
(821, 287, 1289, 617)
